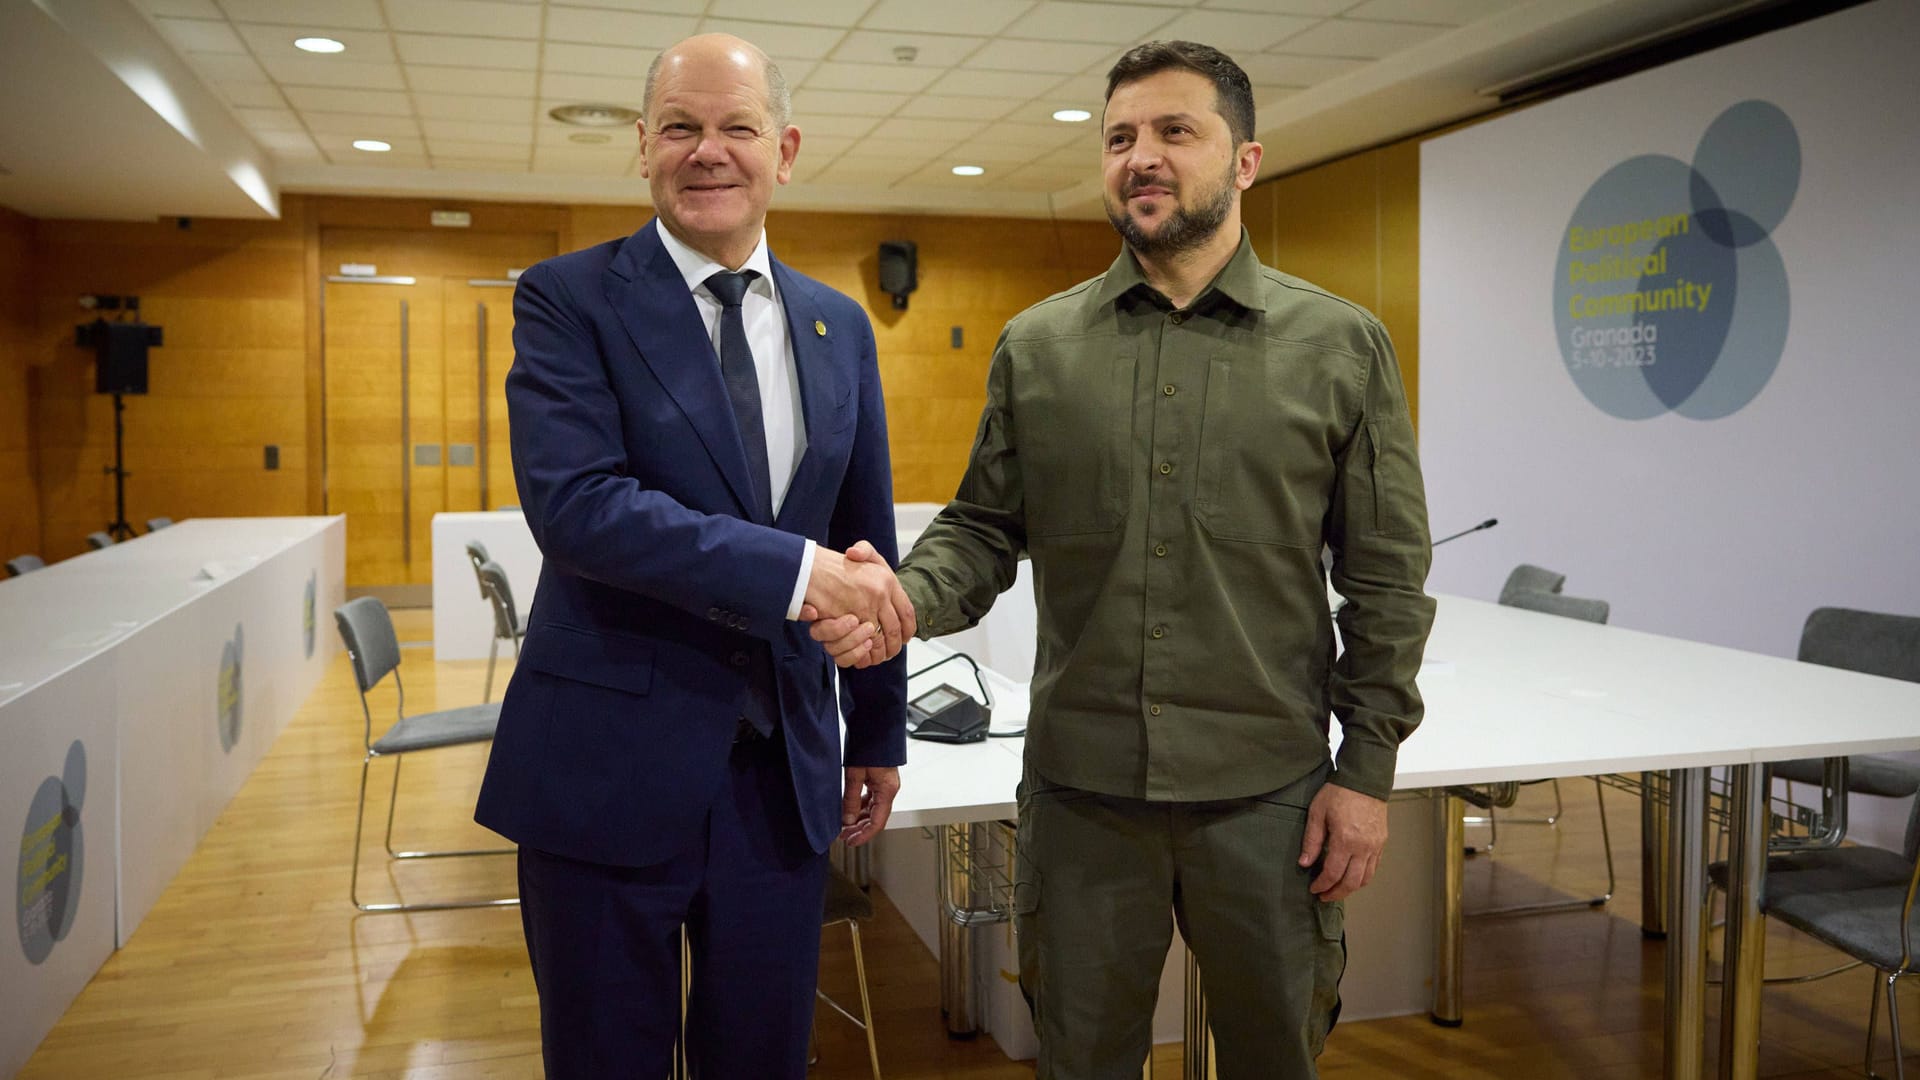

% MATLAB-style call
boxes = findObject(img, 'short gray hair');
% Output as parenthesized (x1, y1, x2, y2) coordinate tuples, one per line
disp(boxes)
(643, 48, 791, 130)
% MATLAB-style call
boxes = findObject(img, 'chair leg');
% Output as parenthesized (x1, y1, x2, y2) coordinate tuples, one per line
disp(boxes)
(850, 920, 882, 1080)
(1467, 778, 1615, 917)
(484, 634, 499, 703)
(350, 755, 373, 910)
(353, 754, 517, 913)
(381, 753, 513, 861)
(383, 754, 405, 857)
(1869, 975, 1886, 1079)
(1890, 972, 1907, 1080)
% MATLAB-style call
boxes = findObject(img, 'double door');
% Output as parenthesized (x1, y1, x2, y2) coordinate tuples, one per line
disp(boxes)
(321, 228, 555, 588)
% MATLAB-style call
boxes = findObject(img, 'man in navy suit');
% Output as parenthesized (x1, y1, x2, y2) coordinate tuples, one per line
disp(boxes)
(474, 33, 912, 1079)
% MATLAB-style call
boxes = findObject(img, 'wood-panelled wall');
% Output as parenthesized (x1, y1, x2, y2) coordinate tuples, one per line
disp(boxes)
(0, 206, 39, 563)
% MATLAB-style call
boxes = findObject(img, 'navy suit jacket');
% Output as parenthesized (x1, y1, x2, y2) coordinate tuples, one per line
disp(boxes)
(475, 220, 907, 868)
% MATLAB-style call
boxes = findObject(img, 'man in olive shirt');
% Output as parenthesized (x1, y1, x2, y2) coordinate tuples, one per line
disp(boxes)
(816, 41, 1433, 1078)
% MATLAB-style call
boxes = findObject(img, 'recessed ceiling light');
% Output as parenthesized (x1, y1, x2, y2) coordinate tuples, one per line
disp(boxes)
(549, 103, 642, 127)
(1052, 109, 1092, 123)
(951, 165, 985, 176)
(294, 37, 345, 54)
(352, 139, 391, 152)
(568, 133, 613, 145)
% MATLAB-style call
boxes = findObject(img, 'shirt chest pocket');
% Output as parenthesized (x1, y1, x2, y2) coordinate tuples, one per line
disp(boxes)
(1193, 350, 1344, 548)
(1012, 341, 1132, 537)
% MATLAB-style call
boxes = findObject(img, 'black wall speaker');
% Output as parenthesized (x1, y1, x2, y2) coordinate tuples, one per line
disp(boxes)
(76, 319, 163, 395)
(878, 240, 918, 310)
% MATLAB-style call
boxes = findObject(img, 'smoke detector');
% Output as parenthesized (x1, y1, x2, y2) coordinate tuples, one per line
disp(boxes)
(893, 45, 918, 63)
(549, 103, 642, 127)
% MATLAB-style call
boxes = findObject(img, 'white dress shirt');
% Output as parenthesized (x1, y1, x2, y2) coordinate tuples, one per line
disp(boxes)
(656, 223, 815, 620)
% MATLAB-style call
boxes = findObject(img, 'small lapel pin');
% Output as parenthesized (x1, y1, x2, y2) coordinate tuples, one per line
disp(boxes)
(813, 320, 826, 337)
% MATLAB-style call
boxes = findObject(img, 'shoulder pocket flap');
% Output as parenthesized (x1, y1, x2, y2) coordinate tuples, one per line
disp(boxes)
(520, 622, 655, 695)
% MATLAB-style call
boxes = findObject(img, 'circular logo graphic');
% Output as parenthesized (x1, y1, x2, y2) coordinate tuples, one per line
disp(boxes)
(303, 572, 317, 660)
(18, 741, 86, 965)
(1554, 100, 1797, 420)
(218, 623, 244, 752)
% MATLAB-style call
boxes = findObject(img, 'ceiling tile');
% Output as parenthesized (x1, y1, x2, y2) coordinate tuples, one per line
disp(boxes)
(964, 39, 1114, 75)
(829, 31, 986, 68)
(216, 81, 291, 108)
(1151, 10, 1322, 51)
(414, 92, 533, 121)
(894, 95, 1027, 121)
(868, 116, 986, 143)
(1276, 18, 1446, 57)
(773, 59, 816, 87)
(791, 113, 881, 138)
(1001, 3, 1182, 46)
(1242, 53, 1366, 84)
(236, 24, 396, 60)
(816, 157, 924, 186)
(896, 162, 1016, 188)
(535, 123, 634, 147)
(547, 7, 700, 46)
(540, 71, 648, 103)
(534, 147, 640, 174)
(549, 0, 701, 13)
(1200, 0, 1353, 13)
(858, 0, 1036, 36)
(253, 131, 323, 157)
(336, 152, 435, 169)
(135, 0, 223, 17)
(189, 53, 272, 83)
(302, 112, 423, 137)
(258, 56, 405, 89)
(793, 133, 856, 158)
(543, 42, 659, 78)
(385, 0, 543, 37)
(395, 34, 540, 69)
(692, 19, 849, 59)
(428, 139, 531, 161)
(706, 0, 872, 26)
(1343, 0, 1523, 25)
(1048, 74, 1110, 102)
(153, 17, 246, 53)
(438, 157, 531, 172)
(1006, 99, 1103, 125)
(994, 166, 1084, 193)
(972, 121, 1083, 148)
(313, 132, 426, 155)
(791, 89, 910, 118)
(232, 106, 305, 132)
(419, 118, 535, 143)
(801, 62, 940, 95)
(409, 66, 538, 95)
(220, 0, 387, 30)
(923, 69, 1067, 99)
(282, 86, 415, 115)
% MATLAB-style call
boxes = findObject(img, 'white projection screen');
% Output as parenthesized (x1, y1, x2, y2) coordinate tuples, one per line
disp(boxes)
(1419, 0, 1920, 845)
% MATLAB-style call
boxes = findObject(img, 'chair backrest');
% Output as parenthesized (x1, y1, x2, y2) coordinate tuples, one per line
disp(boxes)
(145, 516, 173, 532)
(5, 554, 44, 577)
(1503, 588, 1610, 624)
(1798, 607, 1920, 685)
(85, 531, 114, 550)
(1500, 563, 1567, 605)
(479, 560, 520, 638)
(464, 539, 491, 599)
(333, 596, 403, 693)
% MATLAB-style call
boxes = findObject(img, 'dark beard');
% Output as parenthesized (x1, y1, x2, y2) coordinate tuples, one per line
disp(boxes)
(1105, 167, 1236, 258)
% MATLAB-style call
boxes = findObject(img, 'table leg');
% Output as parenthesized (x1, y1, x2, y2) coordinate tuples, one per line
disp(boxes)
(1642, 771, 1669, 938)
(936, 823, 980, 1037)
(1431, 792, 1465, 1026)
(1718, 764, 1767, 1079)
(1664, 768, 1709, 1080)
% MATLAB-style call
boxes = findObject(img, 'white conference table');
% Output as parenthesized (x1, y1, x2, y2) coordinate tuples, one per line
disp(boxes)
(884, 594, 1920, 1080)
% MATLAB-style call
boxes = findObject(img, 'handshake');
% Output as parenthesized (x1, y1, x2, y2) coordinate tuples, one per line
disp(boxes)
(799, 540, 916, 669)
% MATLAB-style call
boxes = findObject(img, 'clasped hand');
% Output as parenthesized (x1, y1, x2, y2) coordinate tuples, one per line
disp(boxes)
(800, 540, 915, 668)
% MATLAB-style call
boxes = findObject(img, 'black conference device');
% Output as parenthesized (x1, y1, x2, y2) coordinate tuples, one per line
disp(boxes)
(906, 651, 994, 744)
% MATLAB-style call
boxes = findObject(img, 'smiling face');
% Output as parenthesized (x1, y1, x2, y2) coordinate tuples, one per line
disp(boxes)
(1101, 68, 1257, 259)
(637, 35, 799, 267)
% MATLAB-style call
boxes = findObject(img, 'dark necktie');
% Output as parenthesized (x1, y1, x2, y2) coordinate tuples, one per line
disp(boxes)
(703, 270, 773, 524)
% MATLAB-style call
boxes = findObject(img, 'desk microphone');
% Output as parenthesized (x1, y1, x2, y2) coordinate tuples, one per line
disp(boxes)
(1432, 518, 1497, 548)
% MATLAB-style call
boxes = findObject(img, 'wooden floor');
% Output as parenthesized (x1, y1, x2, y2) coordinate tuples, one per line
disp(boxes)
(20, 608, 1917, 1078)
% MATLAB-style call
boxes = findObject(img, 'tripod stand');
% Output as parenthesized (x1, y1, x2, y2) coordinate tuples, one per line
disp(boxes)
(102, 392, 135, 541)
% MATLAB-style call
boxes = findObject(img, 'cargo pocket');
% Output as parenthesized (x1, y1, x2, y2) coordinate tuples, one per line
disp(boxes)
(1307, 898, 1347, 1058)
(1366, 415, 1426, 538)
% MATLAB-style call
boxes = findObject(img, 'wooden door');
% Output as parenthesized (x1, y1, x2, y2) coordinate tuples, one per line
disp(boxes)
(441, 277, 520, 513)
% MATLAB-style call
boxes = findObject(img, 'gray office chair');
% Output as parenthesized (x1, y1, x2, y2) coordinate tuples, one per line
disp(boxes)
(463, 539, 491, 599)
(1710, 791, 1920, 1079)
(145, 516, 173, 532)
(1768, 609, 1920, 842)
(5, 554, 44, 577)
(85, 531, 114, 550)
(333, 596, 514, 912)
(815, 866, 883, 1079)
(1454, 564, 1616, 915)
(477, 559, 523, 703)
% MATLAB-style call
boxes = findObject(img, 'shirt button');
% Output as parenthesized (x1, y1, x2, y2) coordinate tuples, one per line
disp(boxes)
(1158, 462, 1173, 476)
(1154, 543, 1168, 557)
(1170, 312, 1187, 325)
(1149, 704, 1163, 716)
(1162, 384, 1176, 396)
(1151, 625, 1166, 639)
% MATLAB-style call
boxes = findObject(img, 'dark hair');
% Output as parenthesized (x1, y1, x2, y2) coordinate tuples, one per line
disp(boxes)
(1104, 41, 1254, 144)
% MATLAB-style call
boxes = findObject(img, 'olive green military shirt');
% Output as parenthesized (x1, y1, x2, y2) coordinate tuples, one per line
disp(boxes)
(897, 233, 1435, 802)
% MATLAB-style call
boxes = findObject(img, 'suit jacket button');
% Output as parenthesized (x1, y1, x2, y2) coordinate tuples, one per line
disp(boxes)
(707, 607, 720, 621)
(733, 616, 747, 630)
(730, 651, 748, 667)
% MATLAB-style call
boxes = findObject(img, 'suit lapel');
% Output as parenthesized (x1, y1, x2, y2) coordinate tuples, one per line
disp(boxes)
(605, 221, 760, 522)
(773, 260, 838, 531)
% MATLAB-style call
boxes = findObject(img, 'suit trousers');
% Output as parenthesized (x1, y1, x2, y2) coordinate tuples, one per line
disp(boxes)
(1012, 759, 1346, 1080)
(517, 731, 829, 1079)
